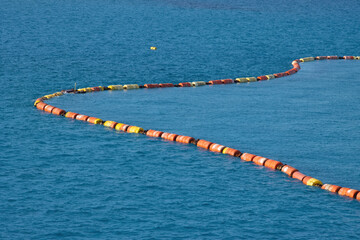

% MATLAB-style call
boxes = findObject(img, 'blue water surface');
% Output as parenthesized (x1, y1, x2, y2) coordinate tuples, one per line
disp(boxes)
(1, 0, 360, 239)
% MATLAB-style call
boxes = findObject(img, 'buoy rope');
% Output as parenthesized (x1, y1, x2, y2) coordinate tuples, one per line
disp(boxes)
(34, 55, 360, 201)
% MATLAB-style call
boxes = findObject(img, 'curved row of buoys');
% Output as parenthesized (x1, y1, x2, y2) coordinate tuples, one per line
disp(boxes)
(34, 55, 360, 202)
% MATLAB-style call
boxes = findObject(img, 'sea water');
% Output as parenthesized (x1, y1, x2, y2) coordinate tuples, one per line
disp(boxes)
(1, 0, 359, 239)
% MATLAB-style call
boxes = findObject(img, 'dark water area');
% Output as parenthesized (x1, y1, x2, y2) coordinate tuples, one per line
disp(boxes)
(1, 0, 359, 239)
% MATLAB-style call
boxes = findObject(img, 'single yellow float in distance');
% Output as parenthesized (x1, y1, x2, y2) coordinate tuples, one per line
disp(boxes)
(150, 46, 157, 50)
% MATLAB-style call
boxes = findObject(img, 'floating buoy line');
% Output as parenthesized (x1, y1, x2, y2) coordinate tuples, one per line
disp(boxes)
(34, 55, 360, 201)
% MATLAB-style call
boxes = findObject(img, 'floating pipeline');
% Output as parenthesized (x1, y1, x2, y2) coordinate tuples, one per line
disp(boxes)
(34, 56, 360, 202)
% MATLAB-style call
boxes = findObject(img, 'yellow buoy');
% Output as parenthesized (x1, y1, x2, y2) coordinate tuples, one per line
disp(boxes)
(115, 123, 125, 131)
(34, 100, 41, 106)
(306, 178, 323, 186)
(124, 84, 139, 90)
(235, 78, 248, 83)
(76, 89, 86, 93)
(192, 81, 206, 87)
(127, 126, 144, 134)
(103, 121, 116, 128)
(108, 85, 124, 90)
(266, 74, 275, 80)
(246, 77, 257, 82)
(300, 57, 315, 62)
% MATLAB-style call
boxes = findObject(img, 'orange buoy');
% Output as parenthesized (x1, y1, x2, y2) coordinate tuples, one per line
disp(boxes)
(328, 185, 341, 193)
(338, 187, 351, 196)
(75, 114, 90, 121)
(65, 112, 78, 119)
(52, 108, 66, 116)
(159, 83, 174, 88)
(118, 124, 129, 132)
(327, 56, 338, 60)
(87, 117, 102, 124)
(344, 56, 354, 60)
(91, 87, 101, 91)
(302, 176, 313, 185)
(286, 68, 298, 75)
(345, 189, 359, 198)
(264, 159, 283, 170)
(44, 105, 55, 113)
(240, 153, 256, 162)
(197, 140, 213, 150)
(274, 73, 286, 78)
(209, 80, 223, 85)
(281, 165, 298, 177)
(161, 132, 178, 141)
(292, 171, 306, 182)
(144, 84, 160, 88)
(176, 135, 195, 144)
(222, 147, 241, 157)
(146, 129, 164, 138)
(221, 79, 234, 84)
(179, 82, 192, 87)
(160, 132, 170, 140)
(209, 143, 225, 153)
(36, 102, 47, 111)
(252, 156, 267, 166)
(257, 76, 268, 81)
(293, 65, 300, 71)
(316, 56, 327, 60)
(105, 122, 118, 128)
(322, 184, 340, 192)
